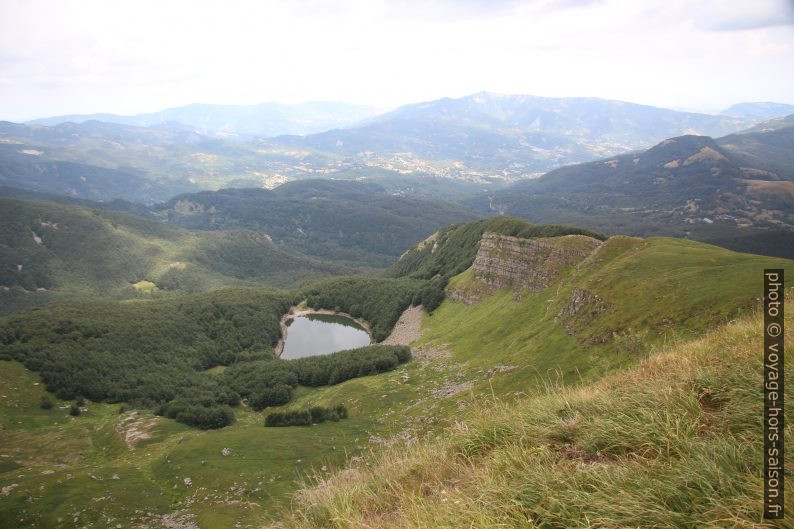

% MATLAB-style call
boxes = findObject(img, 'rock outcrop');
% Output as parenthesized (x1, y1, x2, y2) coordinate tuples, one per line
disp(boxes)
(472, 233, 603, 292)
(556, 287, 611, 344)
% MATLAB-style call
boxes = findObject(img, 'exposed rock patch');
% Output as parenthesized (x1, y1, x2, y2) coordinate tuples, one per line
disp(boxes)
(483, 364, 519, 378)
(383, 305, 424, 345)
(556, 287, 611, 345)
(564, 287, 608, 318)
(430, 381, 474, 399)
(150, 511, 200, 529)
(115, 411, 160, 450)
(473, 233, 602, 292)
(1, 483, 18, 497)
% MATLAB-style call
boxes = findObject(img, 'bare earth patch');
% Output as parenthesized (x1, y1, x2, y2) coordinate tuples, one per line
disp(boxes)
(739, 178, 794, 199)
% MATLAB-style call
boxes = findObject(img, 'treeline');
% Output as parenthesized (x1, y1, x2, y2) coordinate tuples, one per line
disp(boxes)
(265, 404, 349, 427)
(153, 344, 409, 428)
(223, 345, 411, 410)
(297, 277, 430, 341)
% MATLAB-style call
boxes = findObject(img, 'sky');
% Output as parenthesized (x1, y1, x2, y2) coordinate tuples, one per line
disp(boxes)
(0, 0, 793, 121)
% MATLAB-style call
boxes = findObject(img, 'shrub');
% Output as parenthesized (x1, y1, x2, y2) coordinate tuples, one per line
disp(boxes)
(265, 404, 348, 427)
(249, 384, 292, 411)
(40, 396, 53, 409)
(265, 409, 312, 427)
(159, 398, 236, 429)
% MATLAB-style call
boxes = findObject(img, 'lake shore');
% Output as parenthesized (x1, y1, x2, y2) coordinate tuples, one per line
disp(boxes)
(275, 305, 373, 357)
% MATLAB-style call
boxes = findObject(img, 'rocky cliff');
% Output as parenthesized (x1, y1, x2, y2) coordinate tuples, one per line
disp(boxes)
(472, 233, 603, 292)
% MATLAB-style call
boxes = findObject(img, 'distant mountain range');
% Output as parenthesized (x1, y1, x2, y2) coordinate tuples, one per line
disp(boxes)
(26, 101, 380, 138)
(261, 92, 761, 178)
(2, 93, 794, 261)
(462, 114, 794, 257)
(720, 102, 794, 120)
(7, 93, 792, 203)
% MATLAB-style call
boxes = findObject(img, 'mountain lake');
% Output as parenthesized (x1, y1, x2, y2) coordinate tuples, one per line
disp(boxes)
(279, 313, 371, 359)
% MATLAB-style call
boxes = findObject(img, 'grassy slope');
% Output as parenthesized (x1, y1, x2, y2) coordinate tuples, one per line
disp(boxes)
(279, 297, 794, 529)
(0, 198, 348, 315)
(0, 361, 371, 528)
(402, 236, 791, 407)
(0, 237, 791, 528)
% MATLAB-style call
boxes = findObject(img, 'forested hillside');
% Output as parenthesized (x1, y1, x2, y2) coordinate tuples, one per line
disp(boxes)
(0, 287, 413, 429)
(0, 198, 350, 314)
(462, 120, 794, 258)
(154, 179, 483, 267)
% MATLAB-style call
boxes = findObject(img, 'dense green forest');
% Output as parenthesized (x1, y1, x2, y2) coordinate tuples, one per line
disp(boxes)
(0, 289, 291, 403)
(154, 180, 482, 267)
(0, 197, 351, 314)
(223, 345, 410, 410)
(0, 283, 413, 428)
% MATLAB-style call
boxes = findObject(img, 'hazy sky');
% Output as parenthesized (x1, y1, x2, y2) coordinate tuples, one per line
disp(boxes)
(1, 0, 793, 121)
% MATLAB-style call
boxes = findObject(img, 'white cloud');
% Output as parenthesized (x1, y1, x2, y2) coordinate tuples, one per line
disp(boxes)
(0, 0, 792, 121)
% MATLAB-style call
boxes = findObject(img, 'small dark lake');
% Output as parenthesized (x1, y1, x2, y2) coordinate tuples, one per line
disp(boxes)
(279, 314, 371, 359)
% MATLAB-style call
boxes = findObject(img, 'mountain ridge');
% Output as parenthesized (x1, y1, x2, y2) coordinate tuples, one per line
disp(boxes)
(2, 93, 775, 204)
(720, 101, 794, 120)
(25, 101, 381, 138)
(461, 116, 794, 257)
(261, 92, 758, 178)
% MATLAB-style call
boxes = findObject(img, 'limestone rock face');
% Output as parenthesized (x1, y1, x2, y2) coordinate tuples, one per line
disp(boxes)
(473, 233, 602, 292)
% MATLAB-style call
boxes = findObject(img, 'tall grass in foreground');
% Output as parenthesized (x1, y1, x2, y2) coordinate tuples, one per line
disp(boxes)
(274, 298, 793, 528)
